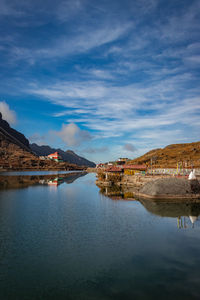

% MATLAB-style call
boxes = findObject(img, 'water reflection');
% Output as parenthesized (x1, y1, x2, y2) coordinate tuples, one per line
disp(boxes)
(99, 184, 200, 228)
(0, 172, 87, 190)
(98, 184, 136, 200)
(1, 173, 200, 299)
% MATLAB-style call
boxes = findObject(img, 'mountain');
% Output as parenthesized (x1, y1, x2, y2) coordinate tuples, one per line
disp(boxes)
(0, 113, 84, 171)
(0, 112, 31, 152)
(30, 143, 96, 167)
(129, 142, 200, 168)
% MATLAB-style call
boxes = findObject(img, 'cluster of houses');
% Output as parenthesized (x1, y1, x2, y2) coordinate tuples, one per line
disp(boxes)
(96, 158, 147, 175)
(39, 152, 63, 162)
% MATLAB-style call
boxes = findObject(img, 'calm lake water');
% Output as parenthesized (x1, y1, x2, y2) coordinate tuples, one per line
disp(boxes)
(0, 172, 200, 300)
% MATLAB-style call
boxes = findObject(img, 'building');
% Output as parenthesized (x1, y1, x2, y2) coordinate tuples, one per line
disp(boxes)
(96, 163, 105, 168)
(118, 158, 128, 161)
(116, 158, 129, 165)
(47, 152, 62, 162)
(106, 166, 122, 173)
(105, 166, 122, 181)
(123, 164, 147, 175)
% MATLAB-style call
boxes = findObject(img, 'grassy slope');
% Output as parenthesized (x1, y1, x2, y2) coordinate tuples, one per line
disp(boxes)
(129, 142, 200, 168)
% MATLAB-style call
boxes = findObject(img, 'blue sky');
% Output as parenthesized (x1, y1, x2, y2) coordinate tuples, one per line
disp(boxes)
(0, 0, 200, 163)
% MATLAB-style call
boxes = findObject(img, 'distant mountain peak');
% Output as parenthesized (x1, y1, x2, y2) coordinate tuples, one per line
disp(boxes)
(66, 150, 75, 154)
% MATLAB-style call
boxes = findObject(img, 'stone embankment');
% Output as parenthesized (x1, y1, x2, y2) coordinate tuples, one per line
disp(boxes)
(96, 173, 200, 200)
(96, 174, 167, 189)
(138, 178, 200, 200)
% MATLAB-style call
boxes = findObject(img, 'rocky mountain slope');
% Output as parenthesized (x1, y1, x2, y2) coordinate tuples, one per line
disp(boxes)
(30, 143, 95, 167)
(0, 113, 84, 171)
(0, 112, 31, 152)
(129, 142, 200, 168)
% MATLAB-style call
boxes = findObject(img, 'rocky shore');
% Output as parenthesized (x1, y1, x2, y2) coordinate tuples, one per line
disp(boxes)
(96, 173, 200, 201)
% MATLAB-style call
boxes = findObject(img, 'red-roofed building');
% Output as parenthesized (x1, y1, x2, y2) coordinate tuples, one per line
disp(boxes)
(47, 152, 62, 162)
(106, 166, 122, 173)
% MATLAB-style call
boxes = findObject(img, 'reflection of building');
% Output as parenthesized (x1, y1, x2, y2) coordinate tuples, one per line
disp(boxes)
(177, 216, 198, 229)
(189, 216, 198, 224)
(47, 177, 63, 187)
(47, 152, 62, 162)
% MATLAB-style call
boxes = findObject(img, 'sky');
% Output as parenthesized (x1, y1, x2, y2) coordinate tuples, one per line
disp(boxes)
(0, 0, 200, 163)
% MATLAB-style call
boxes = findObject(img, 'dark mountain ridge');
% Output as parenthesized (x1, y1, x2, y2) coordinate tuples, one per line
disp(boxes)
(0, 112, 31, 152)
(30, 143, 95, 167)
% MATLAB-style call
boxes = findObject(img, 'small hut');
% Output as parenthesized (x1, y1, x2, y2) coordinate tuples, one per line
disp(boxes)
(47, 152, 62, 162)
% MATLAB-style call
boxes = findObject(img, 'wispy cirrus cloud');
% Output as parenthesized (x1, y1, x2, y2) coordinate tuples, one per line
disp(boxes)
(0, 0, 200, 162)
(26, 74, 200, 138)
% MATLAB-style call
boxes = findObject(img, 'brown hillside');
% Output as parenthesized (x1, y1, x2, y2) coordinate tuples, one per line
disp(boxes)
(0, 134, 84, 171)
(129, 142, 200, 168)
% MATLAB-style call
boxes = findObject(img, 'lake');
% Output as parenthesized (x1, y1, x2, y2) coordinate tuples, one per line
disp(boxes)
(0, 171, 200, 299)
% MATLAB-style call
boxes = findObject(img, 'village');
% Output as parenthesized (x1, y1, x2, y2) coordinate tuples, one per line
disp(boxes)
(94, 157, 200, 201)
(96, 157, 200, 177)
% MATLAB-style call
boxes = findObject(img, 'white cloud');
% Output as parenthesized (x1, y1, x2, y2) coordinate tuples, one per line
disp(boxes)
(1, 0, 199, 163)
(56, 0, 86, 22)
(26, 74, 200, 140)
(6, 20, 132, 65)
(124, 143, 136, 153)
(82, 146, 108, 154)
(29, 133, 46, 145)
(56, 123, 92, 146)
(159, 2, 200, 43)
(0, 101, 17, 125)
(0, 0, 22, 17)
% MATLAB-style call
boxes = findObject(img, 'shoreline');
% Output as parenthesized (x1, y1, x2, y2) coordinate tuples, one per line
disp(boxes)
(0, 166, 86, 172)
(96, 173, 200, 201)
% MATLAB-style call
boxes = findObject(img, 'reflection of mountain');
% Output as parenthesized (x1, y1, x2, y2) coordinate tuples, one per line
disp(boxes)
(0, 172, 87, 190)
